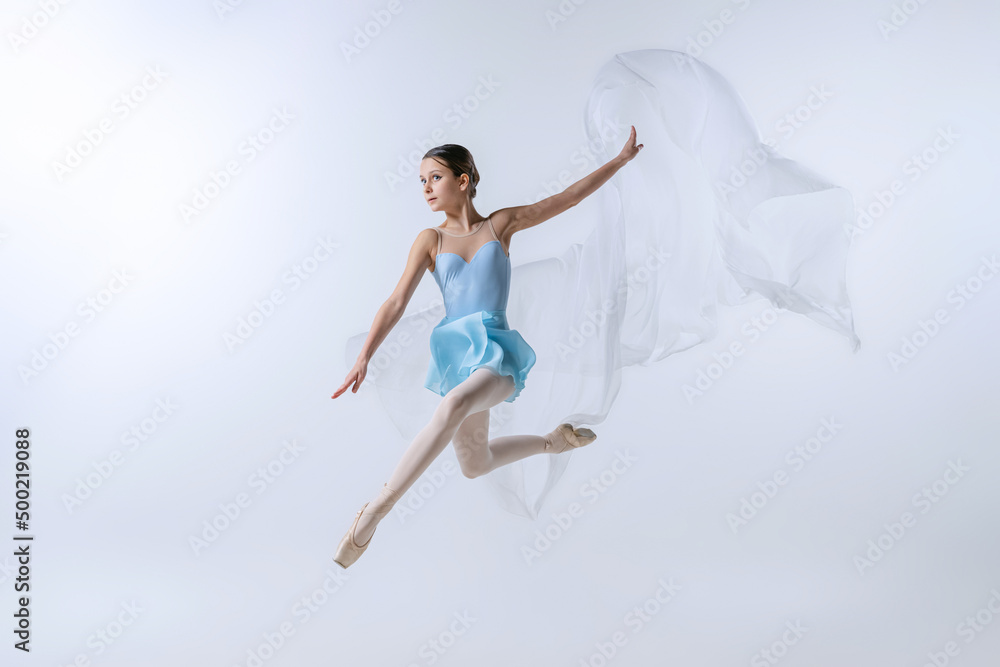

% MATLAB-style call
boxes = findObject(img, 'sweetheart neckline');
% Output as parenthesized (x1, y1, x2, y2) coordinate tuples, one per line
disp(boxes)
(432, 240, 508, 272)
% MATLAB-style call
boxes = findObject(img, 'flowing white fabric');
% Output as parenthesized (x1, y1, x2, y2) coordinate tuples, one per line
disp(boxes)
(345, 49, 860, 520)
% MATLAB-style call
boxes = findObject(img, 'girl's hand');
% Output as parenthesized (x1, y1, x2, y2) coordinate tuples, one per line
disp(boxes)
(616, 125, 643, 164)
(332, 359, 368, 398)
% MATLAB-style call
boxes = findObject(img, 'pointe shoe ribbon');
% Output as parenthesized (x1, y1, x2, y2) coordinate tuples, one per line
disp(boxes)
(333, 483, 401, 569)
(542, 423, 597, 454)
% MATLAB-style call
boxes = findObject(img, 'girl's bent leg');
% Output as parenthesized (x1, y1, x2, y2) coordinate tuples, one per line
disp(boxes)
(352, 367, 514, 544)
(453, 410, 551, 478)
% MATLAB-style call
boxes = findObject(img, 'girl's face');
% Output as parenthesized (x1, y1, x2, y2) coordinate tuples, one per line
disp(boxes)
(419, 158, 467, 211)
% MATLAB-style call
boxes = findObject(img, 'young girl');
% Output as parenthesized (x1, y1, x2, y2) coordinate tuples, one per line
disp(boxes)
(330, 128, 644, 568)
(332, 48, 861, 568)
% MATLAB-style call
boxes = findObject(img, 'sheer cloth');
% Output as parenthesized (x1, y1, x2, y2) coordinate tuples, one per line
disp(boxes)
(345, 49, 860, 519)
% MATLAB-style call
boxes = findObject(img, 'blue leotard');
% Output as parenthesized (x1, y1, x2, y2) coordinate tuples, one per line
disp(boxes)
(423, 216, 536, 402)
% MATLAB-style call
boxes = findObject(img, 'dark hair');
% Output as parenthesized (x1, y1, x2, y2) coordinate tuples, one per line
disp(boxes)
(422, 144, 479, 199)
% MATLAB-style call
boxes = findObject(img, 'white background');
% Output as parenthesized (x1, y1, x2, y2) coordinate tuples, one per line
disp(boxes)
(2, 0, 999, 665)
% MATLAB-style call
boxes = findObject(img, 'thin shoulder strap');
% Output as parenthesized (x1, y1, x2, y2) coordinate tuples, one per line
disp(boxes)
(432, 227, 442, 255)
(485, 216, 508, 257)
(485, 216, 499, 242)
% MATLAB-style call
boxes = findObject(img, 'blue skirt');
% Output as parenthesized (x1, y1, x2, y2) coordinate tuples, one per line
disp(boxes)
(424, 309, 536, 403)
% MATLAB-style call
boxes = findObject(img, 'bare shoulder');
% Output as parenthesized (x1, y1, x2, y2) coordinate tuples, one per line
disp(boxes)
(416, 227, 440, 272)
(384, 228, 439, 310)
(416, 226, 439, 244)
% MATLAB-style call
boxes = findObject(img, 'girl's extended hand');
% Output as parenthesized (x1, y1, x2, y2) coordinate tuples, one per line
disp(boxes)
(616, 125, 643, 163)
(332, 359, 367, 398)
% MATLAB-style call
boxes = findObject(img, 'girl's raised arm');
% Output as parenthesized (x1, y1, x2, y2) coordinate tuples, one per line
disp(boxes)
(497, 125, 643, 236)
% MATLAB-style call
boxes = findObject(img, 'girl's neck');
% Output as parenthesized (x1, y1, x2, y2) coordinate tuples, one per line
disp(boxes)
(441, 206, 484, 233)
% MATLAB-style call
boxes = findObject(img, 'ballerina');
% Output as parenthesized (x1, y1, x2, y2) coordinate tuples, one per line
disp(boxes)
(329, 128, 644, 568)
(336, 48, 860, 553)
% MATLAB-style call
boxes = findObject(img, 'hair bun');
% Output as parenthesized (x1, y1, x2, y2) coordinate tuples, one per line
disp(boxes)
(422, 144, 480, 199)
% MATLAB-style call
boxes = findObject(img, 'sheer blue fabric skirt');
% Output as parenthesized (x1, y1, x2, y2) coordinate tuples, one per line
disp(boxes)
(424, 309, 536, 403)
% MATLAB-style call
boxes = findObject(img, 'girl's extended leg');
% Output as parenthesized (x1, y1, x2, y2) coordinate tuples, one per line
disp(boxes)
(351, 367, 516, 544)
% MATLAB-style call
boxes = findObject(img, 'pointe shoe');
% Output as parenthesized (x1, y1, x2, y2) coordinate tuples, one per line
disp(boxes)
(333, 483, 400, 569)
(542, 422, 597, 454)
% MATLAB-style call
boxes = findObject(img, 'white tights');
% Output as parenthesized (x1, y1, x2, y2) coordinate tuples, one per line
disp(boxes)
(352, 367, 553, 544)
